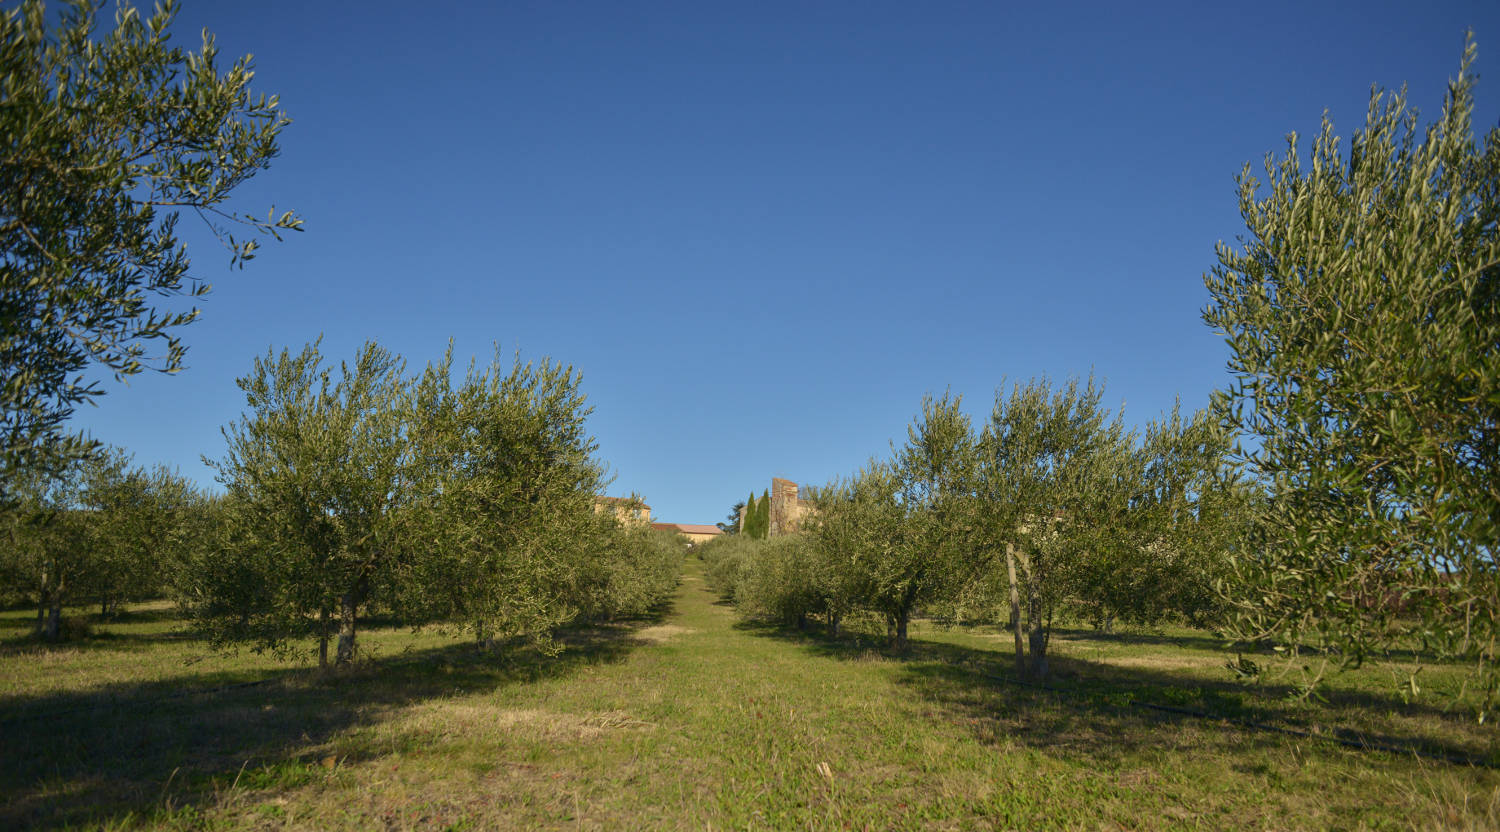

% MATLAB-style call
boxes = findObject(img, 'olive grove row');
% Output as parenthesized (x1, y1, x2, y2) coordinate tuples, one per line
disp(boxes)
(703, 378, 1248, 680)
(1, 340, 683, 668)
(705, 44, 1500, 714)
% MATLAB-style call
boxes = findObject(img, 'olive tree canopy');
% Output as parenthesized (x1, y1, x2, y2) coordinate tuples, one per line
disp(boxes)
(1, 0, 300, 494)
(1203, 38, 1500, 711)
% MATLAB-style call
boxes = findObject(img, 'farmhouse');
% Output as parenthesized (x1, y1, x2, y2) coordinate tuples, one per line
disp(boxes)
(652, 523, 724, 545)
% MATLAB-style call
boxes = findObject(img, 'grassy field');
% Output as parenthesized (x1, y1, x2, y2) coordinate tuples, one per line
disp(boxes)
(2, 560, 1498, 831)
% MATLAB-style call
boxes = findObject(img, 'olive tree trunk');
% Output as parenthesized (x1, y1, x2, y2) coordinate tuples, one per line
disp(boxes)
(317, 605, 331, 669)
(335, 576, 369, 666)
(42, 601, 62, 641)
(37, 564, 63, 641)
(1005, 543, 1026, 677)
(1027, 589, 1049, 679)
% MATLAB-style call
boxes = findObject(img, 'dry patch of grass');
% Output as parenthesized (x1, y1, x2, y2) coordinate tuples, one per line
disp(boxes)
(388, 702, 655, 744)
(1096, 653, 1223, 672)
(634, 624, 694, 643)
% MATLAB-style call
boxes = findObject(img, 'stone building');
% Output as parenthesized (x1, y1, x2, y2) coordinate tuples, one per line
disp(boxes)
(739, 477, 816, 537)
(652, 523, 724, 546)
(594, 495, 651, 527)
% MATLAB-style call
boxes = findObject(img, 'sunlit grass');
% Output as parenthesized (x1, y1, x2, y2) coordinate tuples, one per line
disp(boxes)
(2, 563, 1497, 830)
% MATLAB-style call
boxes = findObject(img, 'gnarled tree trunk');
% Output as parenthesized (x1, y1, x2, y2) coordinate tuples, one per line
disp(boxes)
(43, 601, 61, 641)
(1005, 543, 1025, 676)
(38, 563, 63, 641)
(1027, 590, 1049, 679)
(335, 575, 369, 666)
(318, 605, 331, 669)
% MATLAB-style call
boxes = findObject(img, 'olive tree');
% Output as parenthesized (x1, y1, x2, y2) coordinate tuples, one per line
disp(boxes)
(167, 491, 262, 625)
(0, 0, 300, 495)
(698, 533, 762, 604)
(203, 340, 409, 667)
(77, 452, 197, 617)
(398, 350, 627, 649)
(195, 340, 673, 666)
(1203, 39, 1500, 710)
(801, 480, 879, 637)
(0, 444, 190, 638)
(886, 392, 976, 648)
(814, 458, 911, 644)
(1, 460, 88, 639)
(805, 395, 974, 650)
(1074, 404, 1248, 632)
(974, 376, 1134, 678)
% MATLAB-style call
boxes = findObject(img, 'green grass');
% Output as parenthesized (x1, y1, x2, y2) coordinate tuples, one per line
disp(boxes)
(2, 562, 1497, 830)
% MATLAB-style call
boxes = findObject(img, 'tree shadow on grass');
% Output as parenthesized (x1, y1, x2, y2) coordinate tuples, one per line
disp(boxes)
(0, 628, 202, 658)
(0, 604, 673, 831)
(1051, 624, 1461, 667)
(1047, 625, 1234, 653)
(735, 618, 1500, 769)
(0, 607, 204, 657)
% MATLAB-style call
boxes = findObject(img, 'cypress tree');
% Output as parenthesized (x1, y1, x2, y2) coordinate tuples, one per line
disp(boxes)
(753, 489, 771, 539)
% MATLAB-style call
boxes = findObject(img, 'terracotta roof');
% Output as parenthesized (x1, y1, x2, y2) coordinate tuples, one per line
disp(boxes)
(651, 522, 723, 536)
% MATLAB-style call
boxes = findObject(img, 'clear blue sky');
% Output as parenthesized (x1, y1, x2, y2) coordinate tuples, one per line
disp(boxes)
(71, 0, 1500, 526)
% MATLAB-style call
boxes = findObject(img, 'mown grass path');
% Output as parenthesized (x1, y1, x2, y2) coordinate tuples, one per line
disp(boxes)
(3, 560, 1498, 830)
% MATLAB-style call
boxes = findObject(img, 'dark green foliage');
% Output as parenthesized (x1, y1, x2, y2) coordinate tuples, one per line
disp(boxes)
(745, 489, 771, 540)
(717, 500, 745, 535)
(740, 493, 756, 538)
(0, 467, 86, 639)
(0, 0, 300, 495)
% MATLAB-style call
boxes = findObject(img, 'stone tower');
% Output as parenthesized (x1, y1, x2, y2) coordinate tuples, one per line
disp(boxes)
(769, 477, 804, 537)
